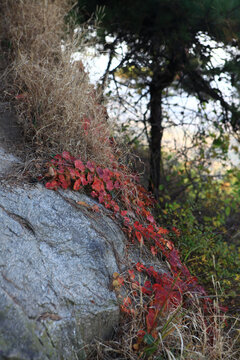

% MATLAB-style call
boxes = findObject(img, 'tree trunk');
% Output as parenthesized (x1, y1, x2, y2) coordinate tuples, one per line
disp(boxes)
(149, 81, 163, 199)
(147, 52, 182, 198)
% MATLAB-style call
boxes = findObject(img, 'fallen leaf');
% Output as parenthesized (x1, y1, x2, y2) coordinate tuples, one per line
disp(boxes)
(91, 204, 100, 212)
(113, 272, 119, 279)
(76, 201, 90, 208)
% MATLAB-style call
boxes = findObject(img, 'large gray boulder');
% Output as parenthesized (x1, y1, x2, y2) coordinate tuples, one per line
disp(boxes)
(0, 179, 127, 359)
(0, 102, 128, 359)
(0, 103, 167, 359)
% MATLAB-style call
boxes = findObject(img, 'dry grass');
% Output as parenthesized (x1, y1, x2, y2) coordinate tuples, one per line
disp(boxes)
(1, 0, 116, 167)
(86, 277, 240, 360)
(87, 307, 239, 360)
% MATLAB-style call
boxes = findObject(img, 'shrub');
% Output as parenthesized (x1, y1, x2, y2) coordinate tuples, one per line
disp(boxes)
(157, 163, 240, 314)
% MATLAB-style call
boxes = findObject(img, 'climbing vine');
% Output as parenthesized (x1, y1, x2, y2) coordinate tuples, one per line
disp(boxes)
(44, 151, 222, 356)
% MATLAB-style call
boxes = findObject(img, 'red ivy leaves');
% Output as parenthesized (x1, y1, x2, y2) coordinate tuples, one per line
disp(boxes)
(45, 180, 59, 190)
(74, 159, 85, 172)
(44, 152, 217, 347)
(73, 178, 81, 191)
(92, 176, 105, 192)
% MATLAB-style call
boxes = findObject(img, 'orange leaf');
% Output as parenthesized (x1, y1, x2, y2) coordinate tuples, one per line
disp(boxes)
(166, 240, 174, 250)
(151, 246, 158, 256)
(91, 204, 100, 212)
(128, 269, 135, 281)
(118, 276, 124, 285)
(133, 343, 139, 351)
(92, 176, 105, 192)
(76, 201, 90, 208)
(113, 272, 119, 279)
(123, 296, 131, 306)
(80, 174, 88, 186)
(73, 178, 81, 191)
(157, 227, 169, 235)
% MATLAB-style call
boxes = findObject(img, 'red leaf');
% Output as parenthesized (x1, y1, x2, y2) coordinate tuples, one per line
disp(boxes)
(96, 167, 104, 178)
(91, 191, 98, 198)
(98, 193, 104, 204)
(15, 92, 27, 100)
(120, 210, 128, 217)
(68, 167, 77, 179)
(146, 308, 157, 333)
(57, 166, 65, 174)
(137, 330, 146, 338)
(110, 200, 119, 212)
(80, 175, 88, 186)
(82, 117, 90, 134)
(157, 227, 169, 235)
(142, 280, 152, 295)
(120, 305, 131, 315)
(102, 168, 111, 182)
(128, 269, 135, 281)
(123, 296, 131, 306)
(172, 226, 181, 237)
(106, 180, 114, 191)
(114, 181, 120, 189)
(73, 178, 81, 191)
(45, 180, 58, 190)
(58, 174, 69, 189)
(54, 154, 62, 161)
(74, 159, 85, 172)
(92, 177, 105, 192)
(135, 231, 143, 244)
(135, 262, 146, 272)
(151, 246, 158, 256)
(114, 204, 120, 212)
(86, 161, 95, 172)
(147, 214, 155, 223)
(62, 151, 71, 161)
(87, 173, 93, 183)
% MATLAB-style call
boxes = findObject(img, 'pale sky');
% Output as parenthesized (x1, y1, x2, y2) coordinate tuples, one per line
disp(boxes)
(72, 34, 240, 168)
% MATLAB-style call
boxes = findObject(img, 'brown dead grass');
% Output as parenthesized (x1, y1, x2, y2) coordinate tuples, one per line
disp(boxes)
(86, 278, 240, 360)
(1, 0, 115, 167)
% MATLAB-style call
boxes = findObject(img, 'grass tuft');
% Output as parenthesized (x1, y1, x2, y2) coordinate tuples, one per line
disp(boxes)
(1, 0, 116, 167)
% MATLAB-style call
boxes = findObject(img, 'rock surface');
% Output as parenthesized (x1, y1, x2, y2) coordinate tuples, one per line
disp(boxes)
(0, 104, 167, 359)
(0, 102, 129, 359)
(0, 180, 127, 359)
